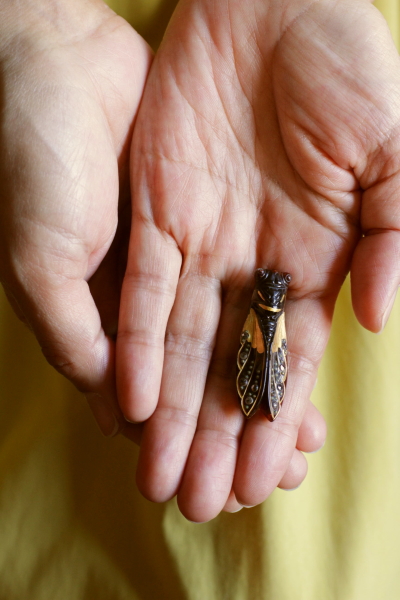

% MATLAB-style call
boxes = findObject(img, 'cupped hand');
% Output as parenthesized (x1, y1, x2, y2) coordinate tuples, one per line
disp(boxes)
(118, 0, 400, 521)
(0, 0, 151, 435)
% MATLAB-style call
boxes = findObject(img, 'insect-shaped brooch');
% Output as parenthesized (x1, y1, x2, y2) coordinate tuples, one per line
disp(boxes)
(237, 268, 291, 421)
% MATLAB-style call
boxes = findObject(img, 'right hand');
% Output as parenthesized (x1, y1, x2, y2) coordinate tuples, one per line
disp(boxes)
(0, 0, 151, 436)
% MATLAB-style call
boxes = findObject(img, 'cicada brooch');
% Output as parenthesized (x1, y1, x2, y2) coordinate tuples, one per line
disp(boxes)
(237, 268, 291, 421)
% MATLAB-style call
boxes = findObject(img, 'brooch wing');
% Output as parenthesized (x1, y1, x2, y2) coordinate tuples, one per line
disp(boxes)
(267, 312, 288, 420)
(236, 308, 267, 418)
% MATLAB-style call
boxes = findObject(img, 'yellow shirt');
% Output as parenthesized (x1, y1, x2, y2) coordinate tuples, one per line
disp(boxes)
(0, 1, 399, 598)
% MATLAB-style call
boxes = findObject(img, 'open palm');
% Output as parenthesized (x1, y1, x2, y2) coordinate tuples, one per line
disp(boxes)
(118, 0, 400, 521)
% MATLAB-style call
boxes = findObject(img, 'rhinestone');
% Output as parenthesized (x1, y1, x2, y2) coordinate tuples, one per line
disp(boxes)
(241, 331, 250, 343)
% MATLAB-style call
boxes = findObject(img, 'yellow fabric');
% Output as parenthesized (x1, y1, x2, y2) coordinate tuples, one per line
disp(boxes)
(1, 1, 400, 599)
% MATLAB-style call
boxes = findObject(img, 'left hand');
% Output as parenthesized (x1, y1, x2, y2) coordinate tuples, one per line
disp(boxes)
(119, 0, 400, 521)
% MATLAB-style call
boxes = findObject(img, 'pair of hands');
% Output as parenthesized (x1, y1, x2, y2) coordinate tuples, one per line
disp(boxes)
(1, 0, 400, 522)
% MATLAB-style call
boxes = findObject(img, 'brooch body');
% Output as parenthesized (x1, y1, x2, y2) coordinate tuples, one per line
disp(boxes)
(237, 269, 291, 421)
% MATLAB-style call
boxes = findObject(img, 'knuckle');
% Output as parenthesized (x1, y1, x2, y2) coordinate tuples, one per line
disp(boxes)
(165, 331, 214, 364)
(195, 427, 239, 453)
(270, 415, 299, 444)
(288, 351, 319, 378)
(154, 406, 198, 431)
(123, 270, 176, 299)
(117, 328, 164, 350)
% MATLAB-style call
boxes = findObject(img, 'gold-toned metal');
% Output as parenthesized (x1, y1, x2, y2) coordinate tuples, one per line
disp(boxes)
(271, 313, 286, 353)
(259, 304, 281, 312)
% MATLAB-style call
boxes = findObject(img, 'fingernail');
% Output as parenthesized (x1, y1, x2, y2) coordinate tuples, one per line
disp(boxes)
(242, 504, 256, 508)
(229, 506, 244, 513)
(284, 483, 302, 491)
(85, 393, 119, 437)
(380, 291, 397, 332)
(124, 417, 137, 424)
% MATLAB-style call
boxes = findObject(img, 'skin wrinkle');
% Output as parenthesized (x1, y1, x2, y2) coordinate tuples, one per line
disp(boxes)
(194, 427, 239, 453)
(165, 330, 219, 358)
(171, 14, 362, 252)
(117, 328, 165, 349)
(366, 226, 400, 236)
(255, 211, 339, 294)
(360, 125, 400, 186)
(151, 405, 199, 430)
(141, 151, 259, 199)
(41, 325, 109, 383)
(267, 139, 360, 242)
(77, 58, 122, 130)
(15, 112, 117, 241)
(287, 123, 362, 205)
(11, 116, 94, 206)
(211, 53, 258, 166)
(123, 268, 178, 299)
(278, 5, 396, 180)
(194, 102, 255, 198)
(17, 213, 109, 255)
(179, 15, 260, 172)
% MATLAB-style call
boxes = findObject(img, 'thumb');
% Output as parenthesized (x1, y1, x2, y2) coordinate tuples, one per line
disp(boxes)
(4, 267, 125, 437)
(351, 140, 400, 333)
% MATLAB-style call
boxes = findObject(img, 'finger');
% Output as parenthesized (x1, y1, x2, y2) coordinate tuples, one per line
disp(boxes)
(296, 398, 327, 453)
(352, 113, 400, 332)
(277, 449, 308, 491)
(351, 231, 400, 333)
(233, 295, 332, 508)
(136, 268, 222, 502)
(222, 490, 243, 513)
(175, 284, 251, 522)
(176, 287, 331, 522)
(117, 219, 182, 422)
(222, 437, 313, 512)
(3, 269, 124, 437)
(222, 400, 325, 511)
